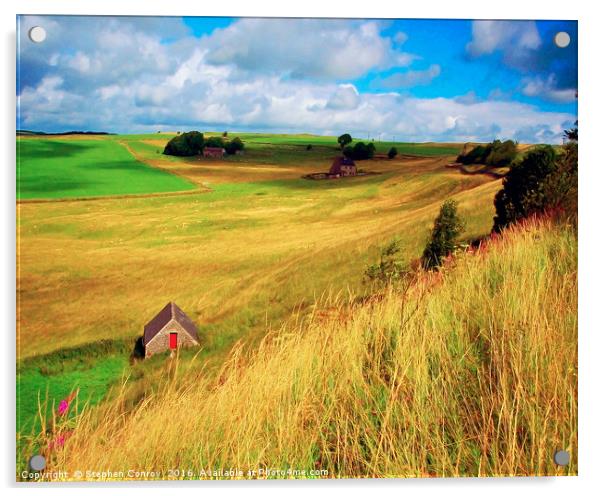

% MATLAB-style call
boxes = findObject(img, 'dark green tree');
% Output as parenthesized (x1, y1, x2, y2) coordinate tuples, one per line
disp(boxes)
(347, 141, 375, 160)
(422, 200, 465, 270)
(492, 145, 558, 232)
(540, 141, 577, 219)
(224, 137, 244, 155)
(205, 136, 225, 148)
(563, 125, 578, 142)
(486, 139, 518, 166)
(457, 139, 517, 167)
(163, 131, 204, 157)
(387, 147, 398, 159)
(337, 133, 352, 149)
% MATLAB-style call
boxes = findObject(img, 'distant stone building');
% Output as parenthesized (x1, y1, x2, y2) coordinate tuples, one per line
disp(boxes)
(143, 302, 200, 358)
(329, 156, 357, 177)
(203, 147, 225, 158)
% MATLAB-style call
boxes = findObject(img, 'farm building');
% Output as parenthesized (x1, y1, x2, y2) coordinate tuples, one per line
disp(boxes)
(329, 156, 357, 177)
(143, 302, 200, 358)
(203, 147, 225, 158)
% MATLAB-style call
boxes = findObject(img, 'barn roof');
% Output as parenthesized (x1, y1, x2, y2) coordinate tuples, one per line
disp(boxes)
(143, 302, 200, 345)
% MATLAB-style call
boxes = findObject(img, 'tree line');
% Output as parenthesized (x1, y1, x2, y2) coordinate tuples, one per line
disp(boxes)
(336, 133, 398, 161)
(163, 131, 244, 157)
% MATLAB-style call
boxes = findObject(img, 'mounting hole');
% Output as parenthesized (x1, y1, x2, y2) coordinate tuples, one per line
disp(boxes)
(28, 26, 47, 43)
(29, 454, 46, 471)
(554, 449, 570, 466)
(554, 31, 570, 48)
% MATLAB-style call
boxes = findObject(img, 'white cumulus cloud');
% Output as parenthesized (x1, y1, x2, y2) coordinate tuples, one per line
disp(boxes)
(522, 75, 576, 103)
(467, 20, 541, 58)
(17, 16, 575, 143)
(202, 18, 414, 80)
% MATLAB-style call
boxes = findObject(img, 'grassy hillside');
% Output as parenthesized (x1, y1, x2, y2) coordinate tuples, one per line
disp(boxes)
(35, 216, 577, 479)
(17, 142, 496, 360)
(17, 133, 498, 441)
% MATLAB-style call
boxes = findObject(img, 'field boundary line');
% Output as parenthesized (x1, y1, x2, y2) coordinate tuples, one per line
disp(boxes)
(17, 187, 211, 204)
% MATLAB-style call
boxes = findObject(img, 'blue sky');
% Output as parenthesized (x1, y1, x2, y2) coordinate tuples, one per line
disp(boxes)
(17, 16, 577, 142)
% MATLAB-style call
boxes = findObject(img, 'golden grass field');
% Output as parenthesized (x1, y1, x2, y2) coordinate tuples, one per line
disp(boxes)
(17, 134, 577, 479)
(17, 136, 496, 359)
(37, 216, 577, 479)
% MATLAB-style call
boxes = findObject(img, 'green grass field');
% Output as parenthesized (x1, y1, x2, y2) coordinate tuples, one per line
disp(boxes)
(17, 348, 128, 434)
(17, 138, 196, 199)
(17, 135, 465, 201)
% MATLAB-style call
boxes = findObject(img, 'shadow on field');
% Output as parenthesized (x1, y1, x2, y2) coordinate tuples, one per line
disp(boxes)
(18, 177, 92, 195)
(255, 173, 393, 192)
(17, 140, 97, 160)
(81, 160, 159, 172)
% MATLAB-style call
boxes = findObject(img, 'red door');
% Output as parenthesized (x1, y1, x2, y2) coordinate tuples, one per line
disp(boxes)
(169, 332, 178, 350)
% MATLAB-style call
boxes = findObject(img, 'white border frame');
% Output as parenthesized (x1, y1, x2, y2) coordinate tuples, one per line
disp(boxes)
(3, 1, 600, 495)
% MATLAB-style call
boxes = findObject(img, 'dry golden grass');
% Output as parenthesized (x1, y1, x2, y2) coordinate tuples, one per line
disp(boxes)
(17, 153, 498, 359)
(38, 216, 576, 479)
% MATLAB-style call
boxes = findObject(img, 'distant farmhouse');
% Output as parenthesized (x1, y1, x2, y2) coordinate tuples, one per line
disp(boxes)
(302, 155, 363, 181)
(143, 302, 200, 358)
(203, 147, 225, 158)
(329, 156, 357, 177)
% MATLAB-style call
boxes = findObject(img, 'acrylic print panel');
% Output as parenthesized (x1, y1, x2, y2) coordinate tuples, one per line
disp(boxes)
(16, 15, 578, 481)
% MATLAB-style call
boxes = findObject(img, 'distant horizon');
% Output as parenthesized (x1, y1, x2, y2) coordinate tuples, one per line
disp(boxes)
(16, 128, 557, 145)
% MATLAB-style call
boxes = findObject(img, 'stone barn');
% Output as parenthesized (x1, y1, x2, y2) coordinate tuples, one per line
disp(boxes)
(203, 146, 225, 158)
(329, 156, 357, 177)
(143, 302, 200, 358)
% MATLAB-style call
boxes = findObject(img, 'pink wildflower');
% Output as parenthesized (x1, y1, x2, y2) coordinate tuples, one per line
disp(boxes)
(48, 431, 72, 451)
(58, 399, 69, 416)
(57, 389, 79, 417)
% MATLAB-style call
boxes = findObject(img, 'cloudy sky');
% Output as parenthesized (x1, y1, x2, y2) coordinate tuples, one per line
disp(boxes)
(17, 16, 577, 142)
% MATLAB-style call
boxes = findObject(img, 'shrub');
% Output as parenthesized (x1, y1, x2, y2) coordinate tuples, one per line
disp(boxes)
(486, 140, 518, 166)
(387, 147, 398, 159)
(541, 141, 577, 220)
(345, 141, 375, 160)
(457, 145, 488, 165)
(337, 133, 352, 149)
(364, 239, 406, 284)
(163, 131, 204, 156)
(306, 144, 313, 151)
(225, 137, 244, 155)
(422, 199, 465, 270)
(492, 145, 557, 232)
(353, 142, 369, 160)
(457, 139, 517, 167)
(222, 131, 228, 137)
